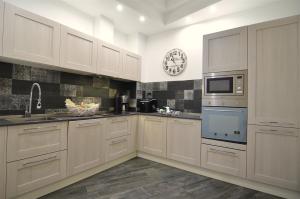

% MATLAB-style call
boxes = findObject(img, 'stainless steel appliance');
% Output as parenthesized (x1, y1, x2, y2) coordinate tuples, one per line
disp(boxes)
(138, 99, 157, 113)
(202, 70, 247, 107)
(115, 95, 129, 113)
(202, 106, 247, 143)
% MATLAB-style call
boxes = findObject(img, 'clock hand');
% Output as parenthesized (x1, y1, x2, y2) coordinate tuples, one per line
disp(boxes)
(171, 55, 178, 67)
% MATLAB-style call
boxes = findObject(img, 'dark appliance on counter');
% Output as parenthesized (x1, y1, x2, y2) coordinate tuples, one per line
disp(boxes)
(115, 95, 129, 113)
(138, 99, 157, 113)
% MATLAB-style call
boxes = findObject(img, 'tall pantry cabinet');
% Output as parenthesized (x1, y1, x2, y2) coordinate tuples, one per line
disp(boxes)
(247, 16, 300, 191)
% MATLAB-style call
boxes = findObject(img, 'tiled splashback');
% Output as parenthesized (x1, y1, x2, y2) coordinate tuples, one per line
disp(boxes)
(0, 62, 136, 115)
(137, 80, 202, 113)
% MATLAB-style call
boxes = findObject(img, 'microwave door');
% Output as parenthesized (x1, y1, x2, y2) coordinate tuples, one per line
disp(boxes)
(205, 77, 234, 95)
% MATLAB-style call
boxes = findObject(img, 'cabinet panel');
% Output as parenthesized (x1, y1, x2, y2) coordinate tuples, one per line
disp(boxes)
(138, 116, 167, 158)
(60, 26, 97, 73)
(7, 122, 68, 162)
(0, 127, 7, 199)
(167, 119, 201, 166)
(247, 125, 300, 191)
(105, 135, 130, 162)
(6, 150, 67, 198)
(201, 144, 246, 178)
(203, 27, 247, 73)
(0, 1, 4, 56)
(68, 119, 105, 176)
(248, 16, 300, 128)
(123, 51, 141, 81)
(3, 3, 60, 65)
(105, 117, 130, 139)
(97, 41, 122, 77)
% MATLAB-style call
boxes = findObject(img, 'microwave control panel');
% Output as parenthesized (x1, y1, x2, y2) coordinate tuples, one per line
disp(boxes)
(235, 75, 244, 95)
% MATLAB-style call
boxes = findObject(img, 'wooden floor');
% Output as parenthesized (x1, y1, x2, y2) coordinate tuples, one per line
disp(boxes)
(40, 158, 280, 199)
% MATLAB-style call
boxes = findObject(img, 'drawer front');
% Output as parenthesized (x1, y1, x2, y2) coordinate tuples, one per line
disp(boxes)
(106, 117, 130, 139)
(201, 144, 246, 178)
(7, 122, 68, 162)
(105, 135, 130, 162)
(6, 150, 67, 198)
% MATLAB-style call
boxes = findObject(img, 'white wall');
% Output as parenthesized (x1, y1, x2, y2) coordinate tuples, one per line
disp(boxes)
(142, 0, 300, 82)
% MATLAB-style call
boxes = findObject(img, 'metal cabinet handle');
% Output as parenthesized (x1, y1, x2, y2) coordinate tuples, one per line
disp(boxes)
(22, 155, 57, 168)
(111, 139, 127, 145)
(257, 129, 297, 136)
(173, 119, 193, 125)
(209, 148, 238, 157)
(77, 122, 99, 127)
(23, 126, 59, 133)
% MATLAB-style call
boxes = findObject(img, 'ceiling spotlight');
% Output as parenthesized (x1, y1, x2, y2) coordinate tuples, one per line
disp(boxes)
(139, 15, 146, 22)
(116, 4, 123, 11)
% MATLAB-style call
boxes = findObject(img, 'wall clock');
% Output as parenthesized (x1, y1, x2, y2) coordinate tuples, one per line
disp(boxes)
(163, 48, 187, 76)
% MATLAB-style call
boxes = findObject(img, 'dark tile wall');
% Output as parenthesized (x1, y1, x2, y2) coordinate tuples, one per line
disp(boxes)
(0, 62, 136, 115)
(136, 79, 202, 113)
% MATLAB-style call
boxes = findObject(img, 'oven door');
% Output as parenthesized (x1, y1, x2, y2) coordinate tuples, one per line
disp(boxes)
(202, 107, 247, 143)
(205, 76, 234, 95)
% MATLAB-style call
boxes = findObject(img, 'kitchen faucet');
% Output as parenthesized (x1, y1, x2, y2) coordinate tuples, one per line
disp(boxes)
(25, 83, 42, 117)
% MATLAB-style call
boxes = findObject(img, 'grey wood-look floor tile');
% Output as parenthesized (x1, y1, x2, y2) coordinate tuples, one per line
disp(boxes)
(40, 158, 281, 199)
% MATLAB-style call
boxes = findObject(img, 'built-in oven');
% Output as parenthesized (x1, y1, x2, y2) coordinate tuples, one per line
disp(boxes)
(202, 70, 247, 107)
(202, 106, 247, 144)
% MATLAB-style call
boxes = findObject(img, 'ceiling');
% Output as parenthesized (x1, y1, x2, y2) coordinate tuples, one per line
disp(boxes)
(60, 0, 283, 35)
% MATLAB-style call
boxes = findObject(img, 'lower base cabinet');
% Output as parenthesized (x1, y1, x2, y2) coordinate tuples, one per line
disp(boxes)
(0, 128, 6, 199)
(6, 151, 67, 198)
(105, 135, 131, 162)
(201, 144, 246, 178)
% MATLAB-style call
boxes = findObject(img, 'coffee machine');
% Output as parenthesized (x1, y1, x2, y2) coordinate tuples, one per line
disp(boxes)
(115, 94, 129, 113)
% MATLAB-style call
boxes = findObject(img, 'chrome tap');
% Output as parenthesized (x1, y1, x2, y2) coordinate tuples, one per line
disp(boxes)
(25, 83, 42, 117)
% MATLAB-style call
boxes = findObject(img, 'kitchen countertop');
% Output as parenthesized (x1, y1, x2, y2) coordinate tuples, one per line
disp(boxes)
(0, 112, 201, 127)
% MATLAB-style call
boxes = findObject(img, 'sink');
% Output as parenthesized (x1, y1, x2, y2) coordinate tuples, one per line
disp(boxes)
(5, 116, 58, 123)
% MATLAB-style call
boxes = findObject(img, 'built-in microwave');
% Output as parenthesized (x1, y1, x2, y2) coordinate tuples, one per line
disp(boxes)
(202, 70, 247, 107)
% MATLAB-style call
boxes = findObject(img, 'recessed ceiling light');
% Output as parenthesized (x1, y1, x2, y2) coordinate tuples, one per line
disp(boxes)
(116, 4, 123, 11)
(139, 15, 146, 22)
(209, 5, 217, 13)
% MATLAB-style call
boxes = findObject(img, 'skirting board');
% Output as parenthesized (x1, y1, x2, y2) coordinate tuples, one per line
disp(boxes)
(138, 152, 300, 199)
(16, 153, 137, 199)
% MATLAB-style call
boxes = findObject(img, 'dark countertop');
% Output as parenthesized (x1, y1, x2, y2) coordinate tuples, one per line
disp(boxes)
(0, 112, 201, 127)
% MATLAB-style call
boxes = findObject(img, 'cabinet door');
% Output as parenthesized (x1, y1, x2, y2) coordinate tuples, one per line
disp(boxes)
(105, 117, 130, 139)
(3, 3, 60, 65)
(248, 16, 300, 128)
(7, 122, 68, 162)
(97, 41, 123, 77)
(0, 127, 7, 199)
(105, 135, 130, 162)
(138, 116, 167, 157)
(123, 51, 141, 81)
(203, 27, 247, 73)
(167, 119, 201, 166)
(6, 150, 67, 198)
(60, 26, 97, 73)
(201, 144, 246, 178)
(247, 125, 300, 191)
(0, 1, 4, 56)
(68, 119, 105, 176)
(129, 116, 138, 153)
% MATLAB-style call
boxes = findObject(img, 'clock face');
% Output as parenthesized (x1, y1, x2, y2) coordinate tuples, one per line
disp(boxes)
(163, 48, 187, 76)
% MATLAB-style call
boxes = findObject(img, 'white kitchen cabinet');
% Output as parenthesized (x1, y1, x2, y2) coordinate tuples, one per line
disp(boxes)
(203, 27, 247, 73)
(247, 125, 300, 191)
(248, 16, 300, 128)
(123, 51, 141, 81)
(97, 41, 123, 78)
(68, 119, 105, 176)
(138, 116, 167, 158)
(201, 144, 246, 178)
(167, 118, 201, 166)
(7, 122, 68, 162)
(105, 116, 130, 139)
(0, 1, 4, 56)
(3, 3, 60, 65)
(129, 116, 138, 154)
(105, 135, 130, 162)
(60, 25, 97, 73)
(6, 150, 67, 198)
(0, 127, 7, 199)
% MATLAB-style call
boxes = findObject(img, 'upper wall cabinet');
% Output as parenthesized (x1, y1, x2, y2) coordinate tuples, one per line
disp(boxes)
(123, 51, 141, 81)
(203, 27, 247, 73)
(97, 41, 123, 78)
(248, 16, 300, 128)
(3, 3, 60, 66)
(0, 1, 4, 56)
(60, 25, 97, 73)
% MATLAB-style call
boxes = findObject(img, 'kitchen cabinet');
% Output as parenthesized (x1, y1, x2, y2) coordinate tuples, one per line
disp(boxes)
(97, 41, 123, 78)
(105, 135, 131, 162)
(0, 127, 6, 199)
(248, 16, 300, 128)
(138, 116, 167, 158)
(247, 125, 300, 191)
(3, 3, 60, 65)
(6, 150, 67, 198)
(68, 119, 105, 176)
(123, 51, 141, 81)
(7, 122, 68, 162)
(0, 1, 4, 56)
(60, 25, 97, 73)
(203, 27, 247, 73)
(167, 118, 201, 166)
(105, 116, 130, 139)
(201, 144, 246, 178)
(129, 116, 138, 153)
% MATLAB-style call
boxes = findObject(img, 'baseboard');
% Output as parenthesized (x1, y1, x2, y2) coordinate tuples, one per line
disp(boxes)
(16, 153, 137, 199)
(138, 152, 300, 199)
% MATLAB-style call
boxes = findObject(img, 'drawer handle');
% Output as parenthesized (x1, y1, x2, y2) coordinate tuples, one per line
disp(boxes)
(22, 155, 57, 168)
(173, 120, 193, 125)
(209, 148, 238, 157)
(260, 121, 295, 125)
(24, 126, 59, 133)
(77, 122, 99, 127)
(112, 139, 127, 144)
(257, 129, 297, 136)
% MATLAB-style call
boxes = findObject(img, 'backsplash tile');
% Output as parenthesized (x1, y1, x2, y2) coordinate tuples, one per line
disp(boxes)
(0, 62, 13, 78)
